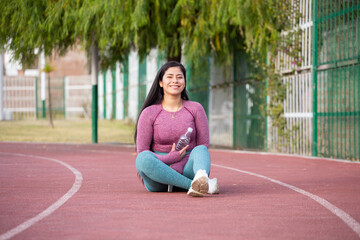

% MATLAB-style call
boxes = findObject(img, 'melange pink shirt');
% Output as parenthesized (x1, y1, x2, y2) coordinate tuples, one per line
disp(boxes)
(136, 100, 209, 173)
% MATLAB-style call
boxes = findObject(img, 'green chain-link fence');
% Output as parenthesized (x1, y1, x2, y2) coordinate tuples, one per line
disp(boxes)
(233, 50, 266, 150)
(186, 58, 210, 116)
(313, 0, 360, 160)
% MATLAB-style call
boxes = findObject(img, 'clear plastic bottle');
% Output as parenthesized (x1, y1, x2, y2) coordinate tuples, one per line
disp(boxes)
(175, 127, 193, 151)
(168, 127, 193, 193)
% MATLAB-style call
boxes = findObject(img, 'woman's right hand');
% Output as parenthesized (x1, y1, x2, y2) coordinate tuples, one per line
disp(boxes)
(171, 143, 189, 159)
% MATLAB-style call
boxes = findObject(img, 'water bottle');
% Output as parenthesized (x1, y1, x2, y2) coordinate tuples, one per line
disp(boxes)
(168, 127, 193, 193)
(175, 127, 193, 151)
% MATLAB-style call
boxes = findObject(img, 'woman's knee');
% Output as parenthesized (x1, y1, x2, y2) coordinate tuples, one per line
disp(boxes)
(192, 145, 209, 154)
(135, 151, 155, 171)
(189, 145, 211, 173)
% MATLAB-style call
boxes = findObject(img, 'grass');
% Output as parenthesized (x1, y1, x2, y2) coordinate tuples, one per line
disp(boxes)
(0, 119, 135, 144)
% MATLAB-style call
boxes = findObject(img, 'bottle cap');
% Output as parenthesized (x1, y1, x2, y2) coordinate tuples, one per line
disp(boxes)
(188, 127, 193, 132)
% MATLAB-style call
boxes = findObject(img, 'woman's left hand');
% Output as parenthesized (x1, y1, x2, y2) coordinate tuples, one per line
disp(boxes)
(170, 143, 188, 159)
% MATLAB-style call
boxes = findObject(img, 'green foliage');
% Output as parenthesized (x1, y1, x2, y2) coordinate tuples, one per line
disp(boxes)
(45, 0, 133, 69)
(131, 0, 182, 61)
(176, 0, 296, 66)
(0, 0, 45, 64)
(0, 0, 303, 149)
(1, 0, 297, 70)
(42, 63, 56, 73)
(0, 0, 133, 69)
(0, 0, 77, 65)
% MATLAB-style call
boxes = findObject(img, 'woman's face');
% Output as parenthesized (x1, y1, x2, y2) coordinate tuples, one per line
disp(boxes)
(159, 67, 185, 97)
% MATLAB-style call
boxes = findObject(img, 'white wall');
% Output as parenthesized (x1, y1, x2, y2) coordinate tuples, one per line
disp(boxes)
(209, 57, 233, 147)
(105, 69, 112, 119)
(98, 72, 104, 119)
(146, 49, 158, 94)
(128, 49, 139, 121)
(4, 51, 21, 76)
(115, 62, 124, 120)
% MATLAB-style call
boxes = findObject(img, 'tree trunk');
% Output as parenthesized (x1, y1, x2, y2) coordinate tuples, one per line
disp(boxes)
(47, 75, 54, 128)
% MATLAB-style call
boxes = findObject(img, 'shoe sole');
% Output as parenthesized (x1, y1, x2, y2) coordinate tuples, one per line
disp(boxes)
(187, 189, 203, 197)
(191, 176, 209, 194)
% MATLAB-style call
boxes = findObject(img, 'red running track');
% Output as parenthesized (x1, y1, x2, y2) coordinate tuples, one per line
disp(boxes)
(0, 142, 360, 240)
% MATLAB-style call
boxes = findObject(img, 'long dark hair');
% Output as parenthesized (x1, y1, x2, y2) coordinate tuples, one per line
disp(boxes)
(134, 61, 190, 144)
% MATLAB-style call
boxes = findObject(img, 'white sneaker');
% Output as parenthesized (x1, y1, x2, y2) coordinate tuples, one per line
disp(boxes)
(208, 178, 220, 194)
(187, 169, 209, 197)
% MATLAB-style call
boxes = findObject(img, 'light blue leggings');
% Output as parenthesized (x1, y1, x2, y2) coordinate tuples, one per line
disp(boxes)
(135, 145, 211, 192)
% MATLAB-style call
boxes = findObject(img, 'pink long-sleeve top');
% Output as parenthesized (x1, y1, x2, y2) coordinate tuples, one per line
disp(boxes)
(136, 100, 209, 173)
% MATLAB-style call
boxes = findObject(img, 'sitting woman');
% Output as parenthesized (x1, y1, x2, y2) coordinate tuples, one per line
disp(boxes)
(135, 61, 219, 197)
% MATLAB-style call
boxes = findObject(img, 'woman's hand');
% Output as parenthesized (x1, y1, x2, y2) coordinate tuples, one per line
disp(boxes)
(170, 143, 189, 159)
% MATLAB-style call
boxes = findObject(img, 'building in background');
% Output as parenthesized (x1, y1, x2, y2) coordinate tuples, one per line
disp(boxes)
(2, 45, 88, 78)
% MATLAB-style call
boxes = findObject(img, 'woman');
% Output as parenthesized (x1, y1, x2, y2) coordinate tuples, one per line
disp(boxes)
(135, 61, 219, 197)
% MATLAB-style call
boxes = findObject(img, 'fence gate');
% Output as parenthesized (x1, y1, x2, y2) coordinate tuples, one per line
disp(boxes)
(3, 76, 36, 120)
(64, 75, 92, 119)
(313, 0, 360, 160)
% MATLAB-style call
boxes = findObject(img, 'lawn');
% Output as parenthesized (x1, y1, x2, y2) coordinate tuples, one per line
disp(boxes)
(0, 119, 135, 144)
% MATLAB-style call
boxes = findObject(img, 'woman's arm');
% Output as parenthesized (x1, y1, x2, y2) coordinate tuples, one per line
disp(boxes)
(194, 103, 210, 148)
(136, 108, 183, 164)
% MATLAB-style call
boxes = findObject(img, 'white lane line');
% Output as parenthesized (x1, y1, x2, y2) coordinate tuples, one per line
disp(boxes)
(211, 149, 360, 165)
(212, 163, 360, 238)
(0, 152, 83, 240)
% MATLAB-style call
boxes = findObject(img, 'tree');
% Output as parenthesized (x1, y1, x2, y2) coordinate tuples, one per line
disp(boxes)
(131, 0, 294, 66)
(1, 0, 296, 142)
(131, 0, 182, 62)
(0, 0, 133, 142)
(1, 0, 294, 75)
(42, 63, 55, 128)
(0, 0, 76, 67)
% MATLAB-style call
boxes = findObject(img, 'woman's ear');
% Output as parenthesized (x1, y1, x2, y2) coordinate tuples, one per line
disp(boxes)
(159, 80, 163, 88)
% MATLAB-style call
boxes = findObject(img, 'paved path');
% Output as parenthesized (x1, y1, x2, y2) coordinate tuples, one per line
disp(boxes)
(0, 142, 360, 240)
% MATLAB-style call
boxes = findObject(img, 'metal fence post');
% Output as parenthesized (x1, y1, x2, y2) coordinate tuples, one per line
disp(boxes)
(103, 71, 106, 119)
(312, 0, 318, 157)
(91, 39, 99, 143)
(63, 76, 66, 119)
(0, 50, 3, 121)
(123, 58, 129, 119)
(41, 51, 46, 119)
(112, 66, 116, 119)
(35, 77, 38, 119)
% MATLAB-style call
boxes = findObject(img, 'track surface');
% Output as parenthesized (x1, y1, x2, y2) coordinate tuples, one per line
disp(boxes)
(0, 142, 360, 240)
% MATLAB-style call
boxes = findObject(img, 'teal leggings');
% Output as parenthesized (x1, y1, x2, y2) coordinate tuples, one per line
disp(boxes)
(136, 145, 211, 192)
